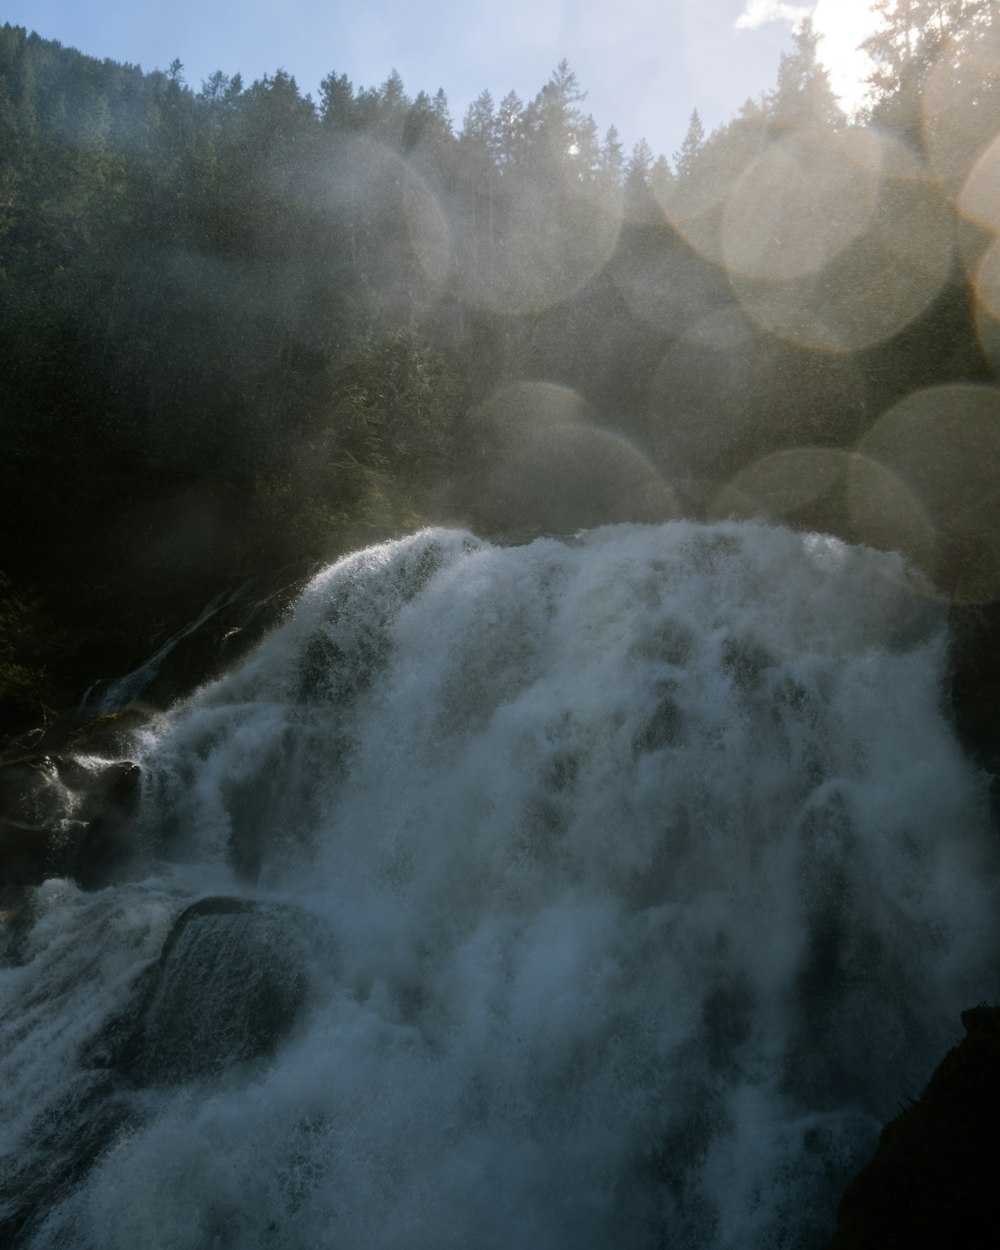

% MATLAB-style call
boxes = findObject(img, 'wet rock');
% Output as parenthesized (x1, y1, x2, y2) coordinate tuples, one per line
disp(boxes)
(0, 756, 74, 829)
(825, 1004, 1000, 1249)
(73, 762, 141, 889)
(0, 757, 79, 903)
(948, 600, 1000, 826)
(63, 710, 150, 758)
(0, 816, 57, 900)
(112, 897, 312, 1086)
(0, 749, 141, 900)
(82, 569, 307, 716)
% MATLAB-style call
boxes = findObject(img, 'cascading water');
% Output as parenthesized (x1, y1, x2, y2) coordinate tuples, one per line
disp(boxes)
(2, 522, 997, 1249)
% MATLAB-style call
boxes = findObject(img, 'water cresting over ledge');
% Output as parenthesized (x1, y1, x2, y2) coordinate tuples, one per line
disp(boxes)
(1, 522, 996, 1249)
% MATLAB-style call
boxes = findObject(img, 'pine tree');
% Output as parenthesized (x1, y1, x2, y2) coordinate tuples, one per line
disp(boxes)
(319, 71, 354, 129)
(649, 154, 674, 199)
(862, 0, 995, 106)
(495, 90, 525, 171)
(626, 138, 653, 185)
(597, 125, 625, 188)
(860, 0, 997, 152)
(524, 60, 593, 177)
(199, 70, 229, 105)
(673, 110, 705, 180)
(403, 90, 453, 157)
(767, 18, 843, 133)
(376, 69, 409, 147)
(460, 90, 496, 159)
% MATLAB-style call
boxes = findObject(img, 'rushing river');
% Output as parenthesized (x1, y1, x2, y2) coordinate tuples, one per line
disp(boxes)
(2, 522, 997, 1248)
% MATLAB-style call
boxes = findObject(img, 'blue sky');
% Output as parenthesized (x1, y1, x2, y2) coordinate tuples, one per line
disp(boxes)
(2, 2, 878, 161)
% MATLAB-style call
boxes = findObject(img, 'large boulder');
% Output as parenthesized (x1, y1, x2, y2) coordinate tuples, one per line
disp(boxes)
(108, 896, 313, 1086)
(1, 897, 314, 1247)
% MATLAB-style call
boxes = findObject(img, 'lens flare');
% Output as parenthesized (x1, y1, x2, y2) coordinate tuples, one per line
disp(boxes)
(957, 131, 1000, 234)
(472, 383, 675, 533)
(312, 136, 451, 336)
(711, 447, 849, 522)
(846, 453, 940, 589)
(473, 380, 588, 436)
(728, 132, 953, 353)
(654, 116, 771, 269)
(976, 291, 1000, 376)
(973, 234, 1000, 321)
(721, 128, 879, 283)
(950, 487, 1000, 607)
(852, 385, 1000, 603)
(647, 309, 759, 479)
(486, 424, 676, 532)
(613, 237, 726, 337)
(922, 26, 1000, 200)
(454, 170, 623, 316)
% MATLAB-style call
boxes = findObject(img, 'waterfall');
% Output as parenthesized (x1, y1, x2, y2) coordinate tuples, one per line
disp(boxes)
(2, 522, 997, 1249)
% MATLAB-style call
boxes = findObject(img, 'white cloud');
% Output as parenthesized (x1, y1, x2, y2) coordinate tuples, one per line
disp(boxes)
(734, 0, 813, 31)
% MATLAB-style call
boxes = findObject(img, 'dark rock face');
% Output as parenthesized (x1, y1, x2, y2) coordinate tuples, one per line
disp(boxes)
(949, 601, 1000, 827)
(0, 746, 141, 905)
(2, 568, 308, 912)
(0, 757, 78, 899)
(72, 761, 142, 890)
(82, 568, 308, 717)
(825, 1004, 1000, 1249)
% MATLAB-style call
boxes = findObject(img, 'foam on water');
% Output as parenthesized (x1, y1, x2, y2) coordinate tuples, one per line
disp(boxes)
(2, 522, 997, 1249)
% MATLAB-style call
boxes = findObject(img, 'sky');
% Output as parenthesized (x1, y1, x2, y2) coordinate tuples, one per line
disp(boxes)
(2, 1, 881, 161)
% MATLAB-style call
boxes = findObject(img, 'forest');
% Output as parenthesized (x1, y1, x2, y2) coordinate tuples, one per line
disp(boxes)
(1, 1, 999, 760)
(2, 7, 1000, 1247)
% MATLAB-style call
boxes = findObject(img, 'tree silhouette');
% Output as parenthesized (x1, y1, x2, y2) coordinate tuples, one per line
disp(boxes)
(767, 18, 843, 132)
(673, 110, 705, 180)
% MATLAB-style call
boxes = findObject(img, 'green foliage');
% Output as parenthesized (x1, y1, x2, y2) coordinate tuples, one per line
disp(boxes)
(0, 17, 996, 714)
(249, 331, 466, 563)
(0, 570, 52, 710)
(862, 0, 994, 107)
(860, 0, 999, 143)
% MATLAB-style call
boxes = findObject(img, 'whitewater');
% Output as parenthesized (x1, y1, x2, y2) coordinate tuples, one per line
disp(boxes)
(2, 521, 997, 1248)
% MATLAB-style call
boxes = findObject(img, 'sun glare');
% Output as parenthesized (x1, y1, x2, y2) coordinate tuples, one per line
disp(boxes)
(735, 1, 882, 119)
(812, 0, 880, 116)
